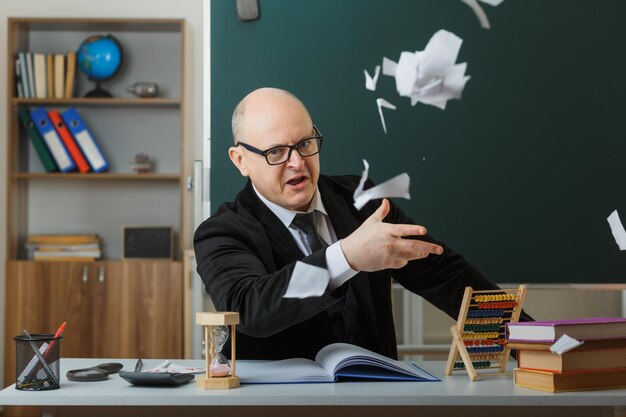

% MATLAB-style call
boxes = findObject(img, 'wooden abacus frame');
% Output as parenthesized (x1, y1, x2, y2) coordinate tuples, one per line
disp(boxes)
(445, 284, 527, 381)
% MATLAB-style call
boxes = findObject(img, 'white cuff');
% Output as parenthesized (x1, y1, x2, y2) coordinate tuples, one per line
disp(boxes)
(326, 241, 359, 290)
(283, 261, 330, 299)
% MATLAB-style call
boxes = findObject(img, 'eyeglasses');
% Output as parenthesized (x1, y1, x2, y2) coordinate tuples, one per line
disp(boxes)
(235, 125, 323, 165)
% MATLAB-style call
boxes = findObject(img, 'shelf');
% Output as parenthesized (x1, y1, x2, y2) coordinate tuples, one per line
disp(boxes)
(11, 173, 181, 181)
(12, 98, 180, 107)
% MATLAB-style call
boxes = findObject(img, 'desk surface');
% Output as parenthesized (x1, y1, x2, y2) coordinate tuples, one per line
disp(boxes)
(2, 358, 626, 408)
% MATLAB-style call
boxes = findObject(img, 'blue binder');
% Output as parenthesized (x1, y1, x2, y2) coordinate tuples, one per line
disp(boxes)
(29, 107, 76, 172)
(61, 107, 109, 173)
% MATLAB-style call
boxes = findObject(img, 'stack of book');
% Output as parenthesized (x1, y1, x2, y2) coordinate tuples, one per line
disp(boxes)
(26, 234, 102, 261)
(507, 318, 626, 392)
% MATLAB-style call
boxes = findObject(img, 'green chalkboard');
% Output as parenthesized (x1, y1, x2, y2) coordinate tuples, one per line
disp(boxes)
(211, 0, 626, 283)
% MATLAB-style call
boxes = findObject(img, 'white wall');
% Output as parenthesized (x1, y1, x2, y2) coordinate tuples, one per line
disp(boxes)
(0, 0, 205, 384)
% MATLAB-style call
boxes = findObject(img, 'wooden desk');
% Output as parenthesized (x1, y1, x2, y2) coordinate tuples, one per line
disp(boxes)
(1, 359, 625, 417)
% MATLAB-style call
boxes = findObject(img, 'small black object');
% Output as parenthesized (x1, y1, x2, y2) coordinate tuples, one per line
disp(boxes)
(67, 362, 123, 382)
(122, 226, 173, 260)
(119, 371, 194, 387)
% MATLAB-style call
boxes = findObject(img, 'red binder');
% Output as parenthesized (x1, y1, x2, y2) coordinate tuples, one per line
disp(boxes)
(48, 110, 90, 173)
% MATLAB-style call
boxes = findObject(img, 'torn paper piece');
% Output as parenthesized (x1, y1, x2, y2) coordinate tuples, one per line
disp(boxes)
(550, 334, 584, 355)
(364, 65, 381, 91)
(479, 0, 504, 6)
(461, 0, 505, 29)
(461, 0, 491, 29)
(608, 210, 626, 250)
(382, 57, 397, 77)
(283, 261, 330, 299)
(383, 30, 470, 110)
(353, 159, 410, 210)
(376, 98, 396, 134)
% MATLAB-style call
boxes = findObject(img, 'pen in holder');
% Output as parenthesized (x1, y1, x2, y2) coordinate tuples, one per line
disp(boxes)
(14, 333, 62, 391)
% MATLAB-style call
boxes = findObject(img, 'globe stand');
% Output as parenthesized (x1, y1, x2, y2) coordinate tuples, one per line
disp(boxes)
(85, 80, 113, 98)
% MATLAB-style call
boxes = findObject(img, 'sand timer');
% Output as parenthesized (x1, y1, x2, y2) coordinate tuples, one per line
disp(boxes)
(196, 312, 240, 390)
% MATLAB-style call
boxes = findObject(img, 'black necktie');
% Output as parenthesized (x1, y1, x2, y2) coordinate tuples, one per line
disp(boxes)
(292, 212, 326, 253)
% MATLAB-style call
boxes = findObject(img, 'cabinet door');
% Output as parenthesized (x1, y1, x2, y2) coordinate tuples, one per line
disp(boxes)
(92, 261, 183, 359)
(5, 261, 93, 386)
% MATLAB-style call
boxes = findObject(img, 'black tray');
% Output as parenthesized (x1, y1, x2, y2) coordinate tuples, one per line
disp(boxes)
(118, 371, 194, 387)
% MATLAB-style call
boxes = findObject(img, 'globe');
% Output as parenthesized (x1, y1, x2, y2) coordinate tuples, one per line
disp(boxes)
(77, 34, 123, 97)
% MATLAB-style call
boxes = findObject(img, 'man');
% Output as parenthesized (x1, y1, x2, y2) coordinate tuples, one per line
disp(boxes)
(195, 87, 513, 360)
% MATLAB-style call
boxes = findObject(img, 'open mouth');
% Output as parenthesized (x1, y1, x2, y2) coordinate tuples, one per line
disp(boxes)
(286, 176, 307, 186)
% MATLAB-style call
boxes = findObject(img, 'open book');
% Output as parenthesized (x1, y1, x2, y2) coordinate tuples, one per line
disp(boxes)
(237, 343, 440, 384)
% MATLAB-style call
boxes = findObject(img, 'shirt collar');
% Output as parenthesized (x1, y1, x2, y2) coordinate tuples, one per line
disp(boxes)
(252, 183, 328, 229)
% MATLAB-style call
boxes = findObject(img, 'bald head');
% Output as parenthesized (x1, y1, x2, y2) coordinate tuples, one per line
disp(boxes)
(228, 87, 320, 211)
(232, 88, 310, 143)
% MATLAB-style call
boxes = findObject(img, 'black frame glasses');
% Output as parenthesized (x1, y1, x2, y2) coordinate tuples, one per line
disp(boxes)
(235, 125, 323, 165)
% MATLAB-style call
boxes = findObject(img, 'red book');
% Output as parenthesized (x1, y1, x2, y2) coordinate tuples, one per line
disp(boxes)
(48, 110, 90, 173)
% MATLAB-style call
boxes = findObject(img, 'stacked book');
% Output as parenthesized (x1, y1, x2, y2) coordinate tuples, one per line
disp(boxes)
(507, 318, 626, 392)
(26, 234, 102, 262)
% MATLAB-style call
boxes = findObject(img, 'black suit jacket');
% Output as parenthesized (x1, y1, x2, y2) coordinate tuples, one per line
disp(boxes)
(194, 175, 504, 360)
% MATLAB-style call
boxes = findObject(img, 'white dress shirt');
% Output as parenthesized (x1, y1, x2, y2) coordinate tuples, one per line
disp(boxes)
(253, 185, 358, 290)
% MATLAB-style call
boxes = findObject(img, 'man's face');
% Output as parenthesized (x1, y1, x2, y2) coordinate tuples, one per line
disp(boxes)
(229, 93, 320, 212)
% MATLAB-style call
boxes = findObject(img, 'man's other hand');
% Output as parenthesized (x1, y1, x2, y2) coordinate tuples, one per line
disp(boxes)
(340, 199, 443, 272)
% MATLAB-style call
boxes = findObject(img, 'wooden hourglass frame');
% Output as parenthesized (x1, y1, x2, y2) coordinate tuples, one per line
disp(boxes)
(196, 312, 240, 390)
(445, 285, 527, 381)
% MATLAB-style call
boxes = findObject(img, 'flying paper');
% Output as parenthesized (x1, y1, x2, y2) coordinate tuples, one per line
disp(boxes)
(607, 210, 626, 250)
(283, 261, 330, 299)
(376, 98, 396, 134)
(383, 30, 470, 110)
(461, 0, 505, 30)
(364, 65, 381, 91)
(353, 160, 410, 210)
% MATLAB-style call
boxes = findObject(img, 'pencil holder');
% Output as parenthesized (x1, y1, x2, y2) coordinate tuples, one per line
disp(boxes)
(14, 333, 62, 391)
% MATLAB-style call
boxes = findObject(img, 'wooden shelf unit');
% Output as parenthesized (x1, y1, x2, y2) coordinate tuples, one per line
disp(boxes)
(3, 18, 191, 407)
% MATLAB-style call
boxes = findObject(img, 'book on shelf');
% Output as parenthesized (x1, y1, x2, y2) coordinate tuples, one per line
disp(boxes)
(26, 234, 100, 245)
(506, 317, 626, 342)
(33, 53, 47, 99)
(30, 107, 76, 172)
(14, 57, 24, 98)
(61, 107, 109, 173)
(26, 52, 36, 100)
(54, 54, 65, 99)
(64, 52, 76, 99)
(236, 342, 440, 384)
(18, 108, 58, 172)
(17, 52, 31, 98)
(33, 249, 101, 260)
(48, 110, 90, 173)
(46, 54, 54, 98)
(33, 255, 96, 262)
(26, 243, 100, 251)
(513, 367, 626, 393)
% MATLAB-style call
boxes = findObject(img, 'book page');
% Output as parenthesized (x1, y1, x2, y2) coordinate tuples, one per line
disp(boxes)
(315, 343, 439, 381)
(237, 358, 334, 384)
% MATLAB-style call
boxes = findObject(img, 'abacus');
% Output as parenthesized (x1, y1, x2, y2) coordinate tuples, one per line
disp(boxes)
(445, 285, 527, 381)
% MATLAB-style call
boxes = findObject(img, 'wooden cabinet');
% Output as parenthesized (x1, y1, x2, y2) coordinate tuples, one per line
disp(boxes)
(3, 18, 191, 402)
(4, 261, 182, 382)
(93, 261, 183, 358)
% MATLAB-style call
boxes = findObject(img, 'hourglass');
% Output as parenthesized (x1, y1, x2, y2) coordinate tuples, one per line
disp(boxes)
(196, 312, 240, 390)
